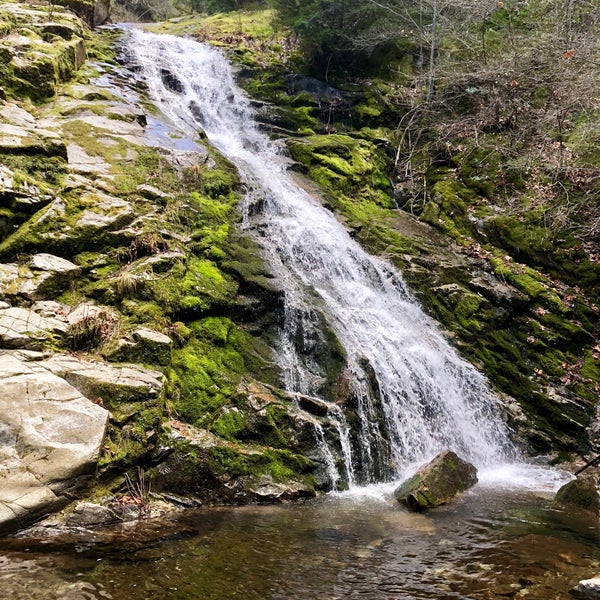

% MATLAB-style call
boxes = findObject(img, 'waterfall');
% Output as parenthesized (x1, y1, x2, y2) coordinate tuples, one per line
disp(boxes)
(126, 30, 515, 486)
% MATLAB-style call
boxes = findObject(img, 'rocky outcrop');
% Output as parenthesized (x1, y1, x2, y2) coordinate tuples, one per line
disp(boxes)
(153, 379, 349, 502)
(394, 450, 478, 511)
(0, 350, 109, 534)
(0, 349, 167, 534)
(55, 0, 110, 27)
(0, 3, 87, 101)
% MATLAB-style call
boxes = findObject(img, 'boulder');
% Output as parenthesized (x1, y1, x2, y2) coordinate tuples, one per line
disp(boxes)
(554, 474, 599, 514)
(394, 450, 478, 511)
(0, 351, 109, 534)
(571, 576, 600, 599)
(154, 421, 316, 504)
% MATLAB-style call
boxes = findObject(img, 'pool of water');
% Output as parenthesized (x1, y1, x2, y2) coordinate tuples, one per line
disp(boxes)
(1, 477, 598, 600)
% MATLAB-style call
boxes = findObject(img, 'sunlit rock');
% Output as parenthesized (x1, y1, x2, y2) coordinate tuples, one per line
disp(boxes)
(572, 576, 600, 599)
(0, 350, 109, 535)
(0, 306, 68, 349)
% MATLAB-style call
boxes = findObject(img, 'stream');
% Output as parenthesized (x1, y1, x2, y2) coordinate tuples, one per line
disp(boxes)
(1, 479, 598, 599)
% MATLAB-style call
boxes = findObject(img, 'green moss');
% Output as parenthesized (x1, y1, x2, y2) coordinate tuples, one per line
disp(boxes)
(210, 408, 247, 440)
(454, 292, 483, 330)
(171, 320, 270, 426)
(581, 351, 600, 381)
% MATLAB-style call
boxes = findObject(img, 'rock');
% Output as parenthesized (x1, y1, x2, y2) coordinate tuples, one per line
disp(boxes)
(76, 191, 133, 231)
(0, 122, 63, 155)
(160, 68, 185, 93)
(66, 301, 110, 325)
(469, 273, 528, 308)
(394, 450, 478, 511)
(67, 143, 112, 176)
(154, 419, 317, 504)
(136, 184, 167, 200)
(132, 327, 172, 365)
(105, 327, 173, 366)
(0, 306, 68, 349)
(42, 356, 164, 406)
(0, 254, 80, 301)
(571, 576, 600, 599)
(554, 474, 599, 514)
(0, 351, 109, 535)
(63, 502, 120, 528)
(93, 0, 110, 26)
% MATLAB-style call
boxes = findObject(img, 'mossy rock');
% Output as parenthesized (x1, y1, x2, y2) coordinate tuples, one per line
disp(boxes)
(394, 450, 478, 511)
(153, 433, 316, 504)
(554, 475, 599, 513)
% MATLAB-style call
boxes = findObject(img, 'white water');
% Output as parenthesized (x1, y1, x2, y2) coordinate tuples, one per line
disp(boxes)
(127, 30, 523, 487)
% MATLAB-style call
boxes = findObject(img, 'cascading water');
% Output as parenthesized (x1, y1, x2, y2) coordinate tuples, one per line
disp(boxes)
(126, 29, 516, 487)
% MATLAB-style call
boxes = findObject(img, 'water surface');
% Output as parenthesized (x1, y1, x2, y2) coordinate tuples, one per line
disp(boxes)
(2, 482, 598, 599)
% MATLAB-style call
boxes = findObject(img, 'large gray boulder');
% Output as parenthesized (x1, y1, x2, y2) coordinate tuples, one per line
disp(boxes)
(394, 449, 478, 511)
(0, 351, 109, 534)
(0, 350, 165, 534)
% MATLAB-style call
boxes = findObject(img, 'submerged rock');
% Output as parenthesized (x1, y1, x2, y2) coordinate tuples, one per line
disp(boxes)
(394, 450, 478, 511)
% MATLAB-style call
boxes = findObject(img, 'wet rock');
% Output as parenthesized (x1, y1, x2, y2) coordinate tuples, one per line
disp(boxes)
(64, 502, 121, 528)
(554, 474, 599, 514)
(155, 418, 317, 504)
(394, 450, 478, 511)
(160, 68, 185, 93)
(571, 576, 600, 599)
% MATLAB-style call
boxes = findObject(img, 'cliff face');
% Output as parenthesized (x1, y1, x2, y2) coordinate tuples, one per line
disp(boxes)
(164, 8, 599, 457)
